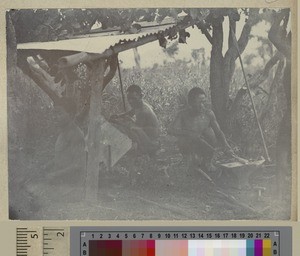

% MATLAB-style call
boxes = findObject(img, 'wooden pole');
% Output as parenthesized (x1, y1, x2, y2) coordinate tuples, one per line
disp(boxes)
(85, 58, 106, 202)
(230, 29, 271, 162)
(116, 55, 126, 111)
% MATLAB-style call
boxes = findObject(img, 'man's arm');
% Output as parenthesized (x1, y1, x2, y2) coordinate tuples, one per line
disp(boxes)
(117, 109, 135, 118)
(137, 107, 160, 139)
(209, 110, 251, 163)
(168, 112, 188, 137)
(208, 110, 232, 151)
(110, 108, 135, 122)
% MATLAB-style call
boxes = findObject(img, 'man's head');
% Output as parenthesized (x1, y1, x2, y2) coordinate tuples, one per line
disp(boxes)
(126, 84, 143, 109)
(187, 87, 206, 112)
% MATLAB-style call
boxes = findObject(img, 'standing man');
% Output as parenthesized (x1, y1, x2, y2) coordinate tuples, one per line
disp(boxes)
(110, 84, 160, 156)
(169, 87, 234, 171)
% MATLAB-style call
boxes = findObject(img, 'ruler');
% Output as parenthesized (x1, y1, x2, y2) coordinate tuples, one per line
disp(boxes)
(16, 227, 69, 256)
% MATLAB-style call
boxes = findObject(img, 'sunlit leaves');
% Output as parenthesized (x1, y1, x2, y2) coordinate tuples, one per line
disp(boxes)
(10, 8, 201, 43)
(163, 41, 179, 57)
(158, 35, 167, 48)
(178, 29, 190, 44)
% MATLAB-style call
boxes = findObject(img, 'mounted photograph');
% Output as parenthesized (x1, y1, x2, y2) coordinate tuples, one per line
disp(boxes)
(7, 8, 293, 220)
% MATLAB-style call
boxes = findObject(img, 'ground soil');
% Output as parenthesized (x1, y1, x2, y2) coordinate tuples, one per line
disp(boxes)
(8, 134, 291, 221)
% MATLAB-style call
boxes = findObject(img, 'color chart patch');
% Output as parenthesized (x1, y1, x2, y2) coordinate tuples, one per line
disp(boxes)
(80, 230, 279, 256)
(87, 239, 273, 256)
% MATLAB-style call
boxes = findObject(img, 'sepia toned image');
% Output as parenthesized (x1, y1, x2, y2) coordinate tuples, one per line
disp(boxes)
(7, 8, 292, 220)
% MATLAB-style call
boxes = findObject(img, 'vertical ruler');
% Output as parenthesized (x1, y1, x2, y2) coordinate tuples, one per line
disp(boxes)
(16, 227, 42, 256)
(43, 227, 69, 256)
(16, 227, 69, 256)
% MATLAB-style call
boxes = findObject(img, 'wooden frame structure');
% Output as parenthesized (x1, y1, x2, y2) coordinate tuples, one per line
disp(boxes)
(16, 20, 194, 202)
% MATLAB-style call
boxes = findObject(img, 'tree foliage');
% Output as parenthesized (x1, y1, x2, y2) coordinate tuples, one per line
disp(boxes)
(9, 8, 285, 131)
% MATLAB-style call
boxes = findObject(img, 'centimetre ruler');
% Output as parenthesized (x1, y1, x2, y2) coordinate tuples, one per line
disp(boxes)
(16, 227, 69, 256)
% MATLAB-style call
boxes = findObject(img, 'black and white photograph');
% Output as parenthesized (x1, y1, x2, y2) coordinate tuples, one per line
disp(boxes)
(7, 8, 293, 220)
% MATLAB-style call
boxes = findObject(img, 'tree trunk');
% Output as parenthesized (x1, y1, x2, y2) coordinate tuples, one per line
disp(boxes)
(209, 10, 258, 130)
(267, 10, 291, 200)
(210, 19, 226, 129)
(275, 59, 291, 200)
(6, 12, 17, 95)
(6, 12, 17, 220)
(85, 59, 106, 202)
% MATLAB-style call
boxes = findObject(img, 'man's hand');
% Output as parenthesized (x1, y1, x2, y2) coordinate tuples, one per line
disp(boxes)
(224, 147, 236, 157)
(225, 147, 249, 164)
(130, 126, 143, 132)
(109, 114, 120, 122)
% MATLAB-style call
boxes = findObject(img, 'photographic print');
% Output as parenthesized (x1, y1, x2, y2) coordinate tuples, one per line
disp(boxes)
(7, 8, 293, 220)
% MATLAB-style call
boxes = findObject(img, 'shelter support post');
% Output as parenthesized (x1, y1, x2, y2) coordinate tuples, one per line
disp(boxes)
(116, 55, 126, 111)
(85, 58, 106, 202)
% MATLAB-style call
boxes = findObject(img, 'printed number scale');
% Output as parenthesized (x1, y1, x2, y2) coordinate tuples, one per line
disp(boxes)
(16, 227, 69, 256)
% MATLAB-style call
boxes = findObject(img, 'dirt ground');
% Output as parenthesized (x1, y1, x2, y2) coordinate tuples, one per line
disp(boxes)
(8, 134, 291, 221)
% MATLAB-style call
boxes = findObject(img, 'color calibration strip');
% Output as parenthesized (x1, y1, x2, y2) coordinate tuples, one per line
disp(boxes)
(88, 239, 272, 256)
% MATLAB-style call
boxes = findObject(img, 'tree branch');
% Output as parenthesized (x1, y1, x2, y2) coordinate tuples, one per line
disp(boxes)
(196, 21, 213, 44)
(211, 18, 224, 57)
(225, 9, 260, 61)
(260, 51, 283, 78)
(229, 52, 283, 116)
(228, 18, 236, 50)
(17, 53, 77, 118)
(226, 23, 251, 61)
(268, 9, 291, 59)
(18, 57, 62, 105)
(260, 59, 285, 122)
(102, 54, 118, 91)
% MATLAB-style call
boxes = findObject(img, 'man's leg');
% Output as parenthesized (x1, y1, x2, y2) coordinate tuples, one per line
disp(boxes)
(193, 137, 216, 173)
(131, 128, 160, 156)
(177, 137, 201, 174)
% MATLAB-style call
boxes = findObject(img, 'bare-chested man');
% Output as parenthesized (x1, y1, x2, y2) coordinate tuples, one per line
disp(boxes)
(110, 84, 160, 156)
(169, 87, 234, 170)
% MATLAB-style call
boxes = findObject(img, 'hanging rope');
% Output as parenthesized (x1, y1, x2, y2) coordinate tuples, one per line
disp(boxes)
(230, 28, 271, 162)
(116, 55, 126, 112)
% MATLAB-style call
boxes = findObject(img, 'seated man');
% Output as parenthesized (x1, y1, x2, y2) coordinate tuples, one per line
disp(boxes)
(169, 87, 234, 171)
(110, 84, 160, 156)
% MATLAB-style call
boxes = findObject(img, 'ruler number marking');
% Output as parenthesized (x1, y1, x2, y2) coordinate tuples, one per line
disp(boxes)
(57, 232, 65, 237)
(30, 234, 38, 239)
